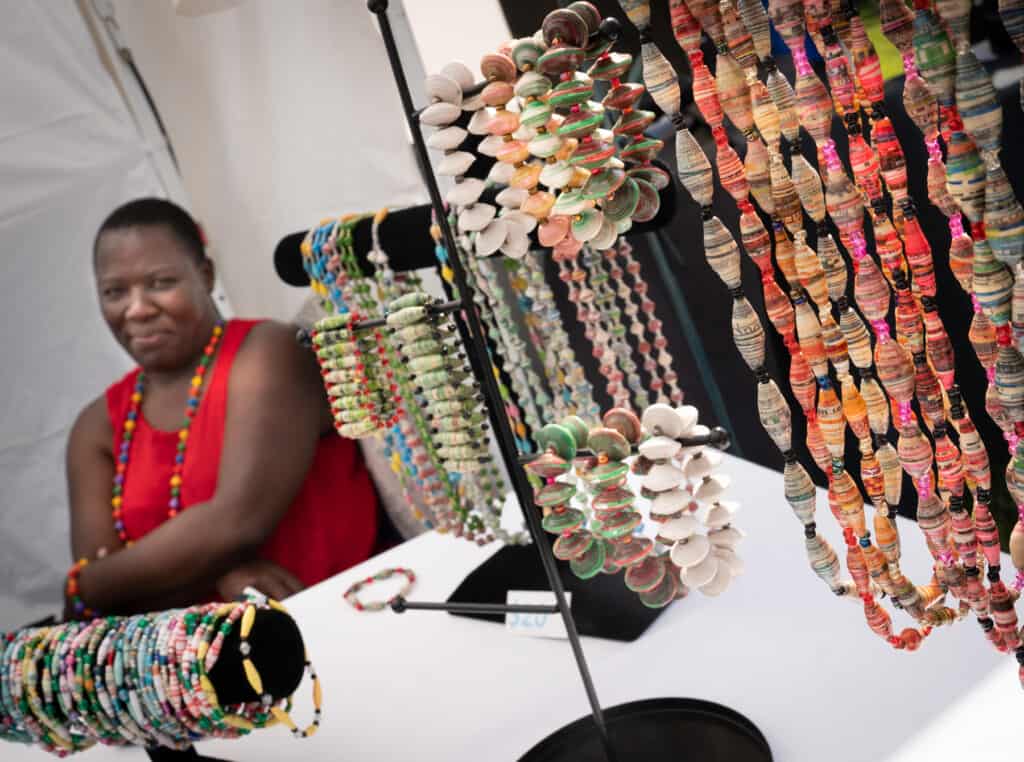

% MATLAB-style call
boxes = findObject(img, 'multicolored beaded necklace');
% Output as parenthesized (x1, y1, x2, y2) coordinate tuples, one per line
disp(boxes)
(112, 321, 225, 543)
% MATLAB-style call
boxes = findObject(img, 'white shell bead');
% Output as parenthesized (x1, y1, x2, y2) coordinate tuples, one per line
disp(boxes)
(650, 489, 691, 517)
(467, 109, 492, 135)
(670, 534, 711, 568)
(639, 435, 682, 461)
(478, 135, 507, 157)
(458, 203, 496, 232)
(425, 73, 462, 106)
(591, 218, 618, 249)
(500, 209, 536, 235)
(441, 61, 474, 90)
(642, 403, 684, 438)
(426, 126, 467, 151)
(447, 178, 485, 206)
(475, 220, 508, 256)
(708, 525, 744, 549)
(682, 552, 719, 587)
(643, 463, 686, 492)
(488, 161, 515, 184)
(699, 562, 733, 596)
(438, 151, 475, 177)
(695, 474, 730, 503)
(656, 513, 699, 542)
(676, 405, 700, 433)
(420, 102, 461, 127)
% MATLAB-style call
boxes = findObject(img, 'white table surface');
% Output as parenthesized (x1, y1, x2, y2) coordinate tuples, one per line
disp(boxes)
(6, 454, 1022, 761)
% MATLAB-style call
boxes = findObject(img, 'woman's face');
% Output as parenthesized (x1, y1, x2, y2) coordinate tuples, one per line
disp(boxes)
(94, 225, 215, 372)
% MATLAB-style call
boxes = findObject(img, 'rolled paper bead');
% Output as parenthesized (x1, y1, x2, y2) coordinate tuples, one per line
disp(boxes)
(984, 158, 1024, 266)
(902, 218, 937, 297)
(750, 81, 781, 150)
(740, 205, 771, 269)
(973, 499, 1001, 565)
(934, 431, 965, 495)
(1011, 521, 1024, 571)
(880, 0, 916, 54)
(738, 0, 773, 59)
(917, 492, 953, 560)
(768, 0, 808, 51)
(791, 154, 826, 224)
(806, 531, 842, 588)
(1014, 262, 1024, 349)
(923, 308, 956, 387)
(691, 56, 724, 129)
(987, 383, 1013, 433)
(789, 350, 817, 412)
(822, 38, 856, 117)
(818, 234, 846, 300)
(956, 49, 1002, 154)
(841, 376, 870, 441)
(948, 228, 974, 291)
(877, 441, 903, 506)
(772, 221, 797, 286)
(732, 296, 767, 369)
(903, 70, 938, 139)
(675, 129, 714, 207)
(783, 460, 815, 523)
(686, 0, 727, 49)
(873, 118, 909, 203)
(721, 0, 758, 71)
(795, 297, 828, 377)
(832, 468, 866, 536)
(817, 382, 846, 457)
(913, 4, 956, 105)
(926, 151, 959, 217)
(806, 416, 833, 473)
(850, 16, 885, 107)
(848, 133, 883, 204)
(620, 0, 651, 29)
(758, 378, 792, 451)
(840, 307, 873, 369)
(716, 56, 755, 135)
(915, 362, 945, 429)
(895, 290, 924, 355)
(821, 313, 850, 376)
(703, 216, 743, 288)
(641, 43, 681, 116)
(794, 63, 834, 146)
(996, 344, 1024, 421)
(765, 66, 802, 144)
(970, 309, 998, 367)
(794, 231, 830, 311)
(824, 163, 865, 240)
(875, 339, 916, 404)
(1000, 0, 1024, 52)
(945, 129, 987, 223)
(973, 238, 1013, 324)
(853, 255, 891, 323)
(670, 0, 703, 55)
(764, 277, 797, 337)
(770, 153, 803, 234)
(745, 140, 774, 213)
(935, 0, 971, 48)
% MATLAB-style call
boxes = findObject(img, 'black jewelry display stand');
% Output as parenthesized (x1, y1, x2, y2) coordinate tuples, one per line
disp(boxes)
(364, 2, 771, 760)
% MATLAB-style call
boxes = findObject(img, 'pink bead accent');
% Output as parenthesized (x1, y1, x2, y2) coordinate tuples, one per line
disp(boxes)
(792, 47, 812, 76)
(849, 230, 868, 260)
(949, 213, 965, 238)
(987, 366, 997, 382)
(1015, 571, 1024, 592)
(898, 400, 913, 425)
(918, 471, 932, 496)
(925, 137, 942, 162)
(938, 549, 955, 567)
(902, 52, 918, 76)
(821, 140, 842, 171)
(971, 293, 983, 313)
(871, 319, 891, 340)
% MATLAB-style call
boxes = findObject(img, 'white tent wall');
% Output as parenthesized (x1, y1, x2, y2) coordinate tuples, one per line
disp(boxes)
(0, 1, 178, 629)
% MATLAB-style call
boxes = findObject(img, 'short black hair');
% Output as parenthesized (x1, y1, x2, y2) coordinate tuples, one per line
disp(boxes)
(94, 197, 206, 264)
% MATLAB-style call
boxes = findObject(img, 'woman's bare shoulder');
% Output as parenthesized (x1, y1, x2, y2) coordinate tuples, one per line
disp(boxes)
(68, 395, 113, 456)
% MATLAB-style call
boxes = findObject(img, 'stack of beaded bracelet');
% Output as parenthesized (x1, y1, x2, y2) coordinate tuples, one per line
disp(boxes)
(0, 594, 319, 755)
(525, 401, 740, 608)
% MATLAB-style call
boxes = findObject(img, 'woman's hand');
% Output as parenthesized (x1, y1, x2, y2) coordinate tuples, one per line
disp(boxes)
(215, 558, 305, 602)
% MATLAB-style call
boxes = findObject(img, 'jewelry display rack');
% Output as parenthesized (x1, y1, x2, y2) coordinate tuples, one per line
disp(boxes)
(360, 2, 770, 760)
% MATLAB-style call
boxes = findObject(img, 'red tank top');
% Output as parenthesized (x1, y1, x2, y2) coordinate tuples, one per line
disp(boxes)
(105, 319, 378, 589)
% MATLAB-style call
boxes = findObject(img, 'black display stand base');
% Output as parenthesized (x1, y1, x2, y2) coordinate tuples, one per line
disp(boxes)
(446, 540, 667, 642)
(519, 698, 772, 762)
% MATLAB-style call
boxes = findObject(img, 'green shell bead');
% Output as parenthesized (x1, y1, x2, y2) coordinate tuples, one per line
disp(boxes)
(596, 510, 643, 539)
(560, 415, 590, 447)
(603, 407, 642, 443)
(583, 459, 631, 490)
(570, 140, 616, 171)
(583, 167, 625, 200)
(585, 34, 614, 60)
(552, 189, 587, 216)
(515, 71, 552, 98)
(520, 99, 553, 129)
(556, 107, 604, 139)
(602, 82, 645, 111)
(537, 422, 578, 460)
(553, 530, 594, 560)
(542, 8, 589, 47)
(588, 426, 631, 459)
(621, 136, 664, 164)
(524, 450, 572, 479)
(592, 485, 636, 513)
(542, 506, 586, 534)
(537, 45, 587, 77)
(638, 565, 678, 608)
(624, 555, 667, 592)
(548, 75, 594, 109)
(570, 539, 607, 579)
(613, 109, 655, 137)
(603, 177, 640, 222)
(534, 481, 577, 507)
(589, 51, 633, 81)
(628, 164, 670, 190)
(512, 38, 546, 71)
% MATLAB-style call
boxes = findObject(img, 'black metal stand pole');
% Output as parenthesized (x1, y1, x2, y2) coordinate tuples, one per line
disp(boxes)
(391, 597, 559, 616)
(367, 2, 616, 759)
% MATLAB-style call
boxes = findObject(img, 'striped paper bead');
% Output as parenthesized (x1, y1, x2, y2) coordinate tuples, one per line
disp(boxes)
(721, 0, 758, 71)
(745, 139, 774, 213)
(675, 128, 715, 207)
(641, 43, 681, 116)
(751, 81, 781, 150)
(703, 215, 743, 288)
(770, 153, 803, 234)
(791, 153, 826, 224)
(913, 5, 957, 105)
(956, 49, 1002, 155)
(766, 67, 801, 144)
(840, 307, 873, 369)
(738, 0, 772, 60)
(716, 55, 755, 135)
(758, 378, 793, 452)
(945, 128, 987, 223)
(1000, 0, 1024, 52)
(670, 0, 703, 55)
(732, 295, 767, 370)
(972, 237, 1013, 325)
(983, 158, 1024, 266)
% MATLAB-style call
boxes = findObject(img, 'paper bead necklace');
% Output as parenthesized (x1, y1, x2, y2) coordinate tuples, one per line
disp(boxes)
(525, 402, 741, 607)
(110, 320, 225, 547)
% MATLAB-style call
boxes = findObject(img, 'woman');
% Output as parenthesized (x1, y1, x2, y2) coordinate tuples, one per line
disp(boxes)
(65, 198, 378, 616)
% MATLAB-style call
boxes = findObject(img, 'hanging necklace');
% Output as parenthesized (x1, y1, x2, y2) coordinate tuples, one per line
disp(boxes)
(112, 320, 225, 543)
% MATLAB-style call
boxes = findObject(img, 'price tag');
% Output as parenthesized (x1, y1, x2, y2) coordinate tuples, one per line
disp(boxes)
(504, 590, 571, 639)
